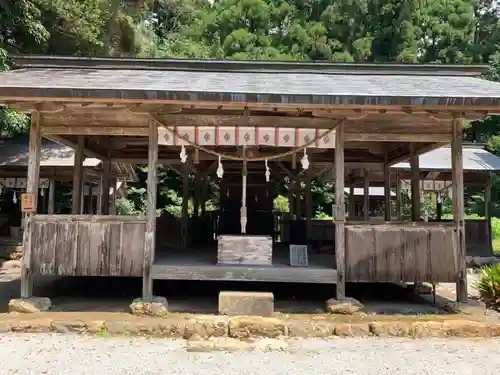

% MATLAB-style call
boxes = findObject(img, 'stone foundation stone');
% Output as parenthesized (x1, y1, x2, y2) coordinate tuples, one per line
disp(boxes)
(129, 296, 168, 317)
(8, 297, 52, 313)
(219, 291, 274, 316)
(326, 297, 363, 315)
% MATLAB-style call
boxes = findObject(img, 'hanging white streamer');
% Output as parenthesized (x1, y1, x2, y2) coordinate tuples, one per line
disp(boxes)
(216, 155, 224, 179)
(265, 159, 270, 182)
(301, 148, 309, 170)
(12, 191, 17, 204)
(180, 144, 187, 163)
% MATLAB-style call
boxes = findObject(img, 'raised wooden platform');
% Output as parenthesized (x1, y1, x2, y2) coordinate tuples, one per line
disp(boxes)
(152, 246, 336, 284)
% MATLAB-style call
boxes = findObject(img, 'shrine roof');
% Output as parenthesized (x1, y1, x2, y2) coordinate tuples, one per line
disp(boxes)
(0, 55, 499, 108)
(392, 145, 500, 171)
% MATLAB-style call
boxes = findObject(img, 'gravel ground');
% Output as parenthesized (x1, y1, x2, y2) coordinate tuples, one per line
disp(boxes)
(0, 335, 499, 375)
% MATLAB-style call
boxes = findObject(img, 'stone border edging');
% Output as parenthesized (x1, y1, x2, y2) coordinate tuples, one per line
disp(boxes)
(1, 315, 500, 338)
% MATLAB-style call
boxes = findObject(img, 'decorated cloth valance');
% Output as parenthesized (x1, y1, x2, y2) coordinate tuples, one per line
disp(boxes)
(158, 126, 336, 148)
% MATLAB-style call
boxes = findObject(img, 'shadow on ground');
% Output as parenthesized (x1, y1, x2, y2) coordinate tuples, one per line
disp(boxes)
(4, 276, 448, 315)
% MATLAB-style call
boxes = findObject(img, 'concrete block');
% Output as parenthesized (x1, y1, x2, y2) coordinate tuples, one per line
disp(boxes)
(219, 291, 274, 316)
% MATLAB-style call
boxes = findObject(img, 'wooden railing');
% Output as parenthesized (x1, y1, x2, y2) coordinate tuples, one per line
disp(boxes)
(345, 223, 458, 283)
(29, 215, 146, 277)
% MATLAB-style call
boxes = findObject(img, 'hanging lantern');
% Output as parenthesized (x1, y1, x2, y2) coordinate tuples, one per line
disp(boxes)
(301, 148, 309, 170)
(264, 159, 270, 182)
(180, 144, 187, 163)
(12, 191, 17, 204)
(216, 155, 224, 179)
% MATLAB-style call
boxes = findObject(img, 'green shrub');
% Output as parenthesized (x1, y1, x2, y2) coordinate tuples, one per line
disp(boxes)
(473, 264, 500, 311)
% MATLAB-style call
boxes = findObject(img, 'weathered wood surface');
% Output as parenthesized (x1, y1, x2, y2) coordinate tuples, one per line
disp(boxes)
(217, 235, 273, 265)
(345, 224, 458, 283)
(335, 122, 346, 298)
(30, 215, 146, 277)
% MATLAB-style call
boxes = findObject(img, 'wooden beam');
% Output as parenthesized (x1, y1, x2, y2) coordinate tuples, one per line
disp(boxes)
(451, 118, 467, 303)
(21, 110, 41, 298)
(143, 119, 158, 301)
(71, 136, 85, 214)
(344, 133, 451, 142)
(42, 126, 148, 136)
(335, 123, 346, 299)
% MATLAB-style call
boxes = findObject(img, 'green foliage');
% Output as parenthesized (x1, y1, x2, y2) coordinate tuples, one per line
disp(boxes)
(473, 264, 500, 310)
(273, 195, 289, 212)
(115, 198, 139, 215)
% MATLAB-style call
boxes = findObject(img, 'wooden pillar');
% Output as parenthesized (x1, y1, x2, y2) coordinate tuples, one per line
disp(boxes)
(363, 170, 369, 221)
(348, 186, 355, 218)
(295, 178, 302, 219)
(181, 162, 189, 249)
(96, 175, 103, 215)
(410, 144, 420, 221)
(48, 179, 56, 214)
(451, 118, 467, 303)
(288, 180, 295, 219)
(305, 166, 312, 244)
(384, 154, 391, 221)
(71, 136, 85, 214)
(395, 171, 402, 220)
(87, 185, 94, 214)
(101, 160, 111, 215)
(335, 123, 346, 299)
(193, 173, 200, 219)
(143, 120, 158, 301)
(241, 156, 248, 234)
(436, 191, 442, 221)
(110, 178, 117, 215)
(485, 173, 492, 252)
(200, 176, 207, 218)
(21, 111, 41, 298)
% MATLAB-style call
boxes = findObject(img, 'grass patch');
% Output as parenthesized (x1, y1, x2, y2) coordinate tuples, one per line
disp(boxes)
(493, 239, 500, 255)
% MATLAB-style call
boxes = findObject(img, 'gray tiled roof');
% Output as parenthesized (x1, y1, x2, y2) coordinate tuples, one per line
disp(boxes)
(392, 146, 500, 171)
(0, 137, 100, 167)
(1, 61, 500, 106)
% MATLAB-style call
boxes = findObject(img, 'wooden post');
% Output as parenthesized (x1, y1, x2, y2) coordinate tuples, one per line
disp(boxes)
(335, 123, 346, 299)
(96, 175, 103, 215)
(410, 143, 420, 222)
(384, 154, 391, 221)
(436, 191, 442, 221)
(101, 160, 111, 215)
(143, 120, 158, 301)
(71, 136, 85, 214)
(363, 170, 369, 221)
(395, 171, 402, 220)
(485, 173, 492, 253)
(110, 178, 117, 215)
(48, 179, 56, 214)
(305, 165, 312, 245)
(295, 178, 302, 219)
(21, 111, 41, 298)
(87, 184, 94, 214)
(348, 186, 355, 218)
(193, 173, 200, 219)
(181, 162, 189, 249)
(200, 175, 207, 218)
(451, 118, 467, 303)
(288, 179, 295, 219)
(241, 155, 248, 234)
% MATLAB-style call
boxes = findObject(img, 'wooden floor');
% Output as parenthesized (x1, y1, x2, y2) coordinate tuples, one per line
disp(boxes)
(152, 245, 337, 284)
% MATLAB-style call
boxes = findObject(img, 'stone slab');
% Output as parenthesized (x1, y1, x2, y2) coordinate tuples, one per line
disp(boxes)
(217, 235, 272, 265)
(8, 297, 52, 313)
(219, 291, 274, 316)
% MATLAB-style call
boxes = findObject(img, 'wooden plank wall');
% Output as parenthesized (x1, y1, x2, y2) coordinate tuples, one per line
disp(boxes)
(345, 224, 458, 283)
(30, 215, 146, 277)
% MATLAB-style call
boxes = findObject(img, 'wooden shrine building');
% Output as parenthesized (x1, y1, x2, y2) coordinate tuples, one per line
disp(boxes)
(2, 56, 500, 304)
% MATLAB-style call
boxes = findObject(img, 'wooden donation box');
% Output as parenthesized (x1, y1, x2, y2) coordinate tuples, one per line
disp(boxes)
(217, 235, 273, 265)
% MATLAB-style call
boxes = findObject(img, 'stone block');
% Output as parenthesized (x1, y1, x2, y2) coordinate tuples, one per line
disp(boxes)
(326, 297, 363, 315)
(129, 296, 168, 317)
(185, 315, 228, 338)
(287, 320, 334, 338)
(219, 291, 274, 317)
(8, 297, 51, 313)
(228, 316, 287, 338)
